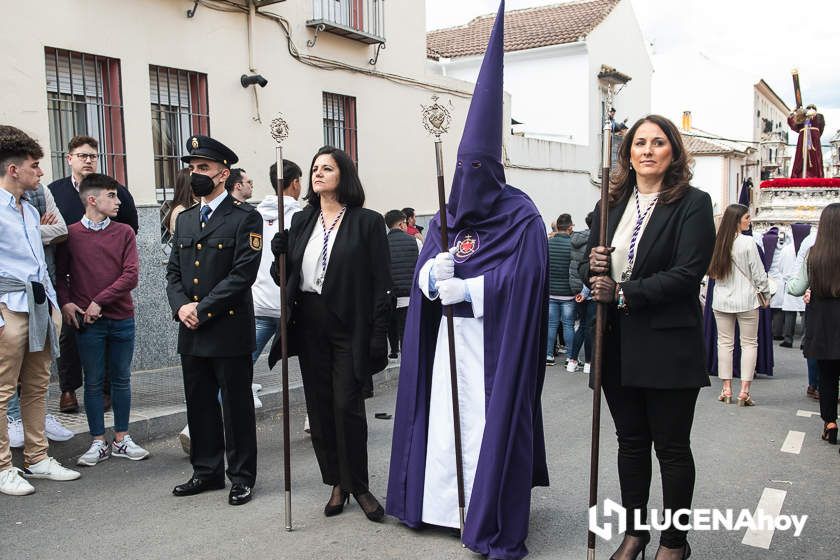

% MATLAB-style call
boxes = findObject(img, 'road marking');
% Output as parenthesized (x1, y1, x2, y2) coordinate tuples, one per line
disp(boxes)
(796, 410, 819, 418)
(780, 430, 806, 454)
(742, 488, 787, 549)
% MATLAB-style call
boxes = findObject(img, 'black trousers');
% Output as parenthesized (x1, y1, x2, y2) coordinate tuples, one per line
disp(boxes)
(297, 293, 369, 494)
(771, 308, 784, 338)
(782, 311, 799, 345)
(58, 323, 110, 395)
(816, 360, 840, 424)
(181, 354, 257, 486)
(603, 357, 700, 549)
(387, 305, 408, 355)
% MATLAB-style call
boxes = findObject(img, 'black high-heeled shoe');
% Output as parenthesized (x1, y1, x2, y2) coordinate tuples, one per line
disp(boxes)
(822, 422, 838, 444)
(324, 486, 349, 517)
(610, 533, 651, 560)
(353, 491, 384, 522)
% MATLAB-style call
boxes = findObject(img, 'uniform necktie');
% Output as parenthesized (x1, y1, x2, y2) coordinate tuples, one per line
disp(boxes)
(200, 205, 212, 227)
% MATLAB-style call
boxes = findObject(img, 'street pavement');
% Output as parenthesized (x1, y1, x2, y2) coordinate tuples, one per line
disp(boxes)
(1, 344, 837, 559)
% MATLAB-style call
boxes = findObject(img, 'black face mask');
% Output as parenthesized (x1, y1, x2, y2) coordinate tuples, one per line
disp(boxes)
(190, 172, 220, 197)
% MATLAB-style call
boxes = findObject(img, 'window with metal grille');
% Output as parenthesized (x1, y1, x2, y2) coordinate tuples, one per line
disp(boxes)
(323, 92, 358, 165)
(45, 47, 127, 185)
(150, 65, 209, 203)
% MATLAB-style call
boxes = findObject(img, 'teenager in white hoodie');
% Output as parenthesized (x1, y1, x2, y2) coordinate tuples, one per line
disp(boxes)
(252, 160, 303, 355)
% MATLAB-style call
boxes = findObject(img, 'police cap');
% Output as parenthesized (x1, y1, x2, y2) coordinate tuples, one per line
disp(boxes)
(181, 135, 239, 167)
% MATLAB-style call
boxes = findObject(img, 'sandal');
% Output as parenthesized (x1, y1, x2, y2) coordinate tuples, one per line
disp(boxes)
(822, 422, 838, 445)
(717, 390, 732, 404)
(737, 392, 755, 407)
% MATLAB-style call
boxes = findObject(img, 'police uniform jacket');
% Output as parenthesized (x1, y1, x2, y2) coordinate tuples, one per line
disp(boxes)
(166, 195, 263, 357)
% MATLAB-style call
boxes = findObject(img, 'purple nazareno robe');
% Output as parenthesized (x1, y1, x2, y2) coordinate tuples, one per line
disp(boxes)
(386, 3, 549, 559)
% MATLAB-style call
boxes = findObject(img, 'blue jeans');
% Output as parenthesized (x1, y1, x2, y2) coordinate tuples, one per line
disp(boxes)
(807, 358, 820, 389)
(7, 391, 21, 421)
(546, 299, 577, 359)
(253, 316, 280, 364)
(75, 318, 135, 436)
(571, 299, 595, 363)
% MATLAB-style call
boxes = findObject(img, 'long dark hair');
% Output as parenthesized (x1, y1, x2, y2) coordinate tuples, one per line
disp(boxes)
(304, 146, 365, 208)
(708, 203, 749, 279)
(808, 203, 840, 298)
(171, 168, 194, 209)
(610, 114, 693, 206)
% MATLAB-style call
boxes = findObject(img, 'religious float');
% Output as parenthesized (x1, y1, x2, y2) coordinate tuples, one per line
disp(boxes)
(751, 69, 838, 231)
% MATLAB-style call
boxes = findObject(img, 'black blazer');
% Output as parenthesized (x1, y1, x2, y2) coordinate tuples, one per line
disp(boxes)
(166, 195, 263, 357)
(268, 205, 391, 381)
(48, 176, 139, 232)
(583, 186, 716, 389)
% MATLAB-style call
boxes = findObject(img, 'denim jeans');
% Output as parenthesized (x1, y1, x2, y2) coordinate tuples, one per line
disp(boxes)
(571, 299, 595, 363)
(807, 358, 820, 389)
(546, 299, 577, 359)
(7, 391, 21, 421)
(75, 317, 135, 436)
(253, 316, 280, 363)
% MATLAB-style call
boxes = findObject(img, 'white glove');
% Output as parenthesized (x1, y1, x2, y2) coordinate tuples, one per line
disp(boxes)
(431, 250, 455, 282)
(437, 278, 469, 305)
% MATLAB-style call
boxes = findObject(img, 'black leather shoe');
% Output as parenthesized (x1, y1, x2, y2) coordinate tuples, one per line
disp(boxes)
(172, 476, 225, 497)
(229, 483, 253, 505)
(354, 491, 384, 522)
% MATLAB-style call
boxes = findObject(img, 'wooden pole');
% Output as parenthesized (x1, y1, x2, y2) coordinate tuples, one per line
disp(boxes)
(587, 121, 613, 559)
(434, 138, 467, 537)
(275, 146, 293, 531)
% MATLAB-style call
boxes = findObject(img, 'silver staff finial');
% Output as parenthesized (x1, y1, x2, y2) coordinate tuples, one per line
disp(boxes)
(421, 94, 453, 140)
(270, 114, 290, 145)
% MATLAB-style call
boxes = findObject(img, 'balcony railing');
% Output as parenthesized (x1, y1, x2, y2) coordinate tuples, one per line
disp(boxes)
(307, 0, 385, 45)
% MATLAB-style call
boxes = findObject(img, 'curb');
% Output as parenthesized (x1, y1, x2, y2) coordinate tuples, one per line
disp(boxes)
(29, 364, 400, 462)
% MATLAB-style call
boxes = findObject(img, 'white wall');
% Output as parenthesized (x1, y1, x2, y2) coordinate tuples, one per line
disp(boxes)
(435, 43, 590, 144)
(505, 135, 600, 229)
(0, 0, 474, 212)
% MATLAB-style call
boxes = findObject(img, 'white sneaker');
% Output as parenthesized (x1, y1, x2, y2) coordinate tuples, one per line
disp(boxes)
(0, 467, 34, 496)
(77, 439, 111, 466)
(251, 383, 263, 393)
(566, 359, 579, 373)
(45, 414, 74, 442)
(111, 434, 149, 461)
(253, 395, 263, 409)
(23, 456, 81, 481)
(179, 425, 191, 455)
(7, 417, 24, 448)
(583, 362, 591, 375)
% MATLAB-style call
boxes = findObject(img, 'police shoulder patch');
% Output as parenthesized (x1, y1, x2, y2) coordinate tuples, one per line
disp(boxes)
(249, 232, 262, 251)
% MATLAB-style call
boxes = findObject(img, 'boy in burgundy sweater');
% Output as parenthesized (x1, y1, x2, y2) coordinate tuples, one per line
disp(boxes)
(56, 174, 149, 465)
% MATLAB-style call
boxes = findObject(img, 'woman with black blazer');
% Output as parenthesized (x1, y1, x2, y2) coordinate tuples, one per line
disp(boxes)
(585, 115, 716, 560)
(269, 146, 391, 521)
(787, 203, 840, 449)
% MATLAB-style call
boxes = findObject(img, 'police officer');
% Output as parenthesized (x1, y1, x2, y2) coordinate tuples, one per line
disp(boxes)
(166, 135, 262, 506)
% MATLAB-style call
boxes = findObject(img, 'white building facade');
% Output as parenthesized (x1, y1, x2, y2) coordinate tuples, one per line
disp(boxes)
(0, 0, 476, 369)
(427, 0, 652, 226)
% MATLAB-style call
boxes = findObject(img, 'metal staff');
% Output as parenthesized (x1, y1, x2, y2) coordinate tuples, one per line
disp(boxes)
(422, 96, 466, 536)
(270, 114, 293, 531)
(587, 120, 612, 560)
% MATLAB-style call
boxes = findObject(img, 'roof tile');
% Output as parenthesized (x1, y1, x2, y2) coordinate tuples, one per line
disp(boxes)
(427, 0, 620, 59)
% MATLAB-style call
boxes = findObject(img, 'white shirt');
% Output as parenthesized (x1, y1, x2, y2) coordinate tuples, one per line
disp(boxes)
(712, 234, 772, 313)
(200, 190, 228, 222)
(611, 190, 659, 283)
(300, 211, 344, 294)
(81, 215, 111, 231)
